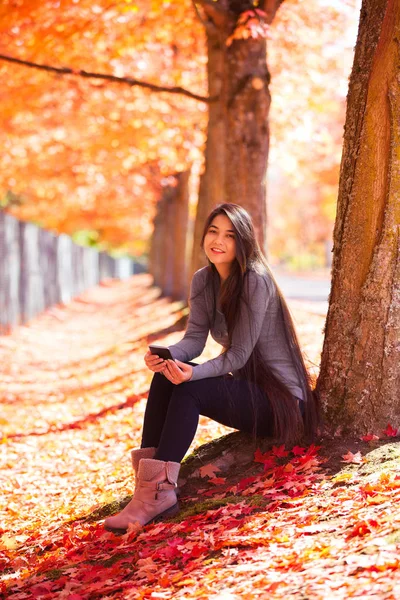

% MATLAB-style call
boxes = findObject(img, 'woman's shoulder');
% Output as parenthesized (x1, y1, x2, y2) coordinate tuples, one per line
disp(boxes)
(245, 266, 276, 295)
(191, 266, 210, 288)
(190, 266, 211, 295)
(191, 265, 276, 296)
(193, 266, 209, 281)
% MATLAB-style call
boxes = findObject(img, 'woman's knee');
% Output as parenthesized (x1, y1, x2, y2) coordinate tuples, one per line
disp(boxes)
(152, 372, 165, 382)
(169, 382, 200, 408)
(147, 372, 175, 402)
(150, 371, 172, 389)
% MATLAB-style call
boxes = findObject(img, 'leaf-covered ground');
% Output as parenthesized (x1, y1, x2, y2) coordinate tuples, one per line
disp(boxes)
(1, 275, 399, 599)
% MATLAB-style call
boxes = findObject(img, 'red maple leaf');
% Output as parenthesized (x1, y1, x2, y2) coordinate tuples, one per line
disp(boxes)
(292, 445, 306, 456)
(346, 519, 379, 539)
(383, 423, 398, 437)
(254, 449, 276, 469)
(186, 543, 208, 559)
(263, 458, 277, 471)
(254, 448, 268, 462)
(272, 444, 289, 458)
(305, 444, 322, 456)
(209, 477, 226, 485)
(361, 433, 380, 442)
(297, 456, 320, 470)
(237, 476, 257, 491)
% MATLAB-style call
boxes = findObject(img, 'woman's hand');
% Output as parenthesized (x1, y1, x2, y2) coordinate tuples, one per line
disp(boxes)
(144, 350, 167, 373)
(162, 359, 193, 385)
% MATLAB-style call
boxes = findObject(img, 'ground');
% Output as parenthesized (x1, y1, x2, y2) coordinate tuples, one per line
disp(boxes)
(0, 274, 399, 599)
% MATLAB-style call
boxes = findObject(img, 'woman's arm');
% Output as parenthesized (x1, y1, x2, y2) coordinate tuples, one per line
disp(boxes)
(189, 271, 272, 381)
(168, 269, 210, 363)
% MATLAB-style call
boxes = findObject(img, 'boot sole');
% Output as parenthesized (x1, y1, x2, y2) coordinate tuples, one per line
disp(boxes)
(104, 502, 180, 535)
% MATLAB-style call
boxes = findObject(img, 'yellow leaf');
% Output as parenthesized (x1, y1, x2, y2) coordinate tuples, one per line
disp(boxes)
(366, 494, 388, 505)
(0, 535, 18, 550)
(331, 472, 354, 483)
(175, 579, 196, 587)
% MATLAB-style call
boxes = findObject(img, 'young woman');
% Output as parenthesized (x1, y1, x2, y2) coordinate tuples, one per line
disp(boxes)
(105, 203, 319, 533)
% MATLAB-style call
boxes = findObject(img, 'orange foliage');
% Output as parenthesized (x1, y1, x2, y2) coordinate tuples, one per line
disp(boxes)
(0, 0, 358, 258)
(0, 0, 207, 254)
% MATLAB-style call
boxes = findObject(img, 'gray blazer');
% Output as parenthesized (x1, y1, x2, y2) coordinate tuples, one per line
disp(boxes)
(169, 267, 305, 400)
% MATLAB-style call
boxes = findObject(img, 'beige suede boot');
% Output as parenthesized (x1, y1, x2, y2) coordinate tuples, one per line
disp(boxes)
(104, 458, 180, 533)
(131, 447, 156, 474)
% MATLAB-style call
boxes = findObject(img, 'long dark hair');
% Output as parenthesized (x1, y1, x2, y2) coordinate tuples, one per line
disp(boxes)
(199, 203, 320, 445)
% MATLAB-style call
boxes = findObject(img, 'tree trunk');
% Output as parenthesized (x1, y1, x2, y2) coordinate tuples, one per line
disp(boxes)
(171, 170, 191, 301)
(316, 0, 400, 434)
(225, 35, 270, 251)
(192, 25, 227, 274)
(161, 186, 176, 297)
(148, 196, 166, 289)
(149, 170, 191, 301)
(192, 2, 277, 274)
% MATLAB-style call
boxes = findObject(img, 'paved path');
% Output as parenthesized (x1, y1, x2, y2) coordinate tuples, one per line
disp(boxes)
(273, 269, 331, 316)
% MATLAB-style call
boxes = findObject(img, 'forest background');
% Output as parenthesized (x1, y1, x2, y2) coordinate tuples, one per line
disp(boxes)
(0, 0, 358, 272)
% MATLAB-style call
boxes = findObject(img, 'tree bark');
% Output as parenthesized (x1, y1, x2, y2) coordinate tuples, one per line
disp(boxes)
(149, 197, 166, 290)
(161, 187, 176, 297)
(225, 34, 270, 250)
(192, 24, 227, 273)
(172, 170, 191, 301)
(192, 1, 277, 273)
(316, 0, 400, 434)
(149, 171, 191, 301)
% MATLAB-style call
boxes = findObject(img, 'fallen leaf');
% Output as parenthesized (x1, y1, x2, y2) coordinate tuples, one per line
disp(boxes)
(346, 519, 379, 539)
(272, 444, 289, 458)
(360, 433, 379, 442)
(341, 451, 364, 464)
(199, 463, 221, 479)
(292, 446, 306, 456)
(383, 423, 398, 437)
(365, 494, 388, 505)
(209, 477, 226, 485)
(331, 472, 354, 484)
(237, 476, 257, 491)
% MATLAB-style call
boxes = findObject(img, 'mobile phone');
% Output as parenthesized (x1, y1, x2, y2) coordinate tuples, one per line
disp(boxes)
(148, 344, 174, 361)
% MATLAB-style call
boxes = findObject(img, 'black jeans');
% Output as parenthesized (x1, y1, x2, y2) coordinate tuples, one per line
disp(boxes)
(140, 362, 275, 463)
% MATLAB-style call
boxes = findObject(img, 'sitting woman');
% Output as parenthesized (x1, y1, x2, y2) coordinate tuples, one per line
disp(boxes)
(105, 202, 319, 533)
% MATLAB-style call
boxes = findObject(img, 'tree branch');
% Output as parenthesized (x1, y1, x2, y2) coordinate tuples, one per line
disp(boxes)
(262, 0, 285, 25)
(0, 53, 217, 104)
(191, 0, 208, 27)
(194, 0, 231, 28)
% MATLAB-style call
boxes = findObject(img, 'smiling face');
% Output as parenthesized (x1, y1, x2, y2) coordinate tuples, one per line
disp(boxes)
(203, 214, 237, 278)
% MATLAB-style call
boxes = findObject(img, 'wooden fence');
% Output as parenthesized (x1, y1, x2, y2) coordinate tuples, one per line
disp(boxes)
(0, 210, 137, 334)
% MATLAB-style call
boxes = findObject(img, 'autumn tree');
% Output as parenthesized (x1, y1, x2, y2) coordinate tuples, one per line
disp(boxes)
(191, 1, 279, 272)
(189, 0, 353, 272)
(0, 0, 350, 258)
(0, 0, 355, 308)
(316, 0, 400, 433)
(0, 0, 206, 256)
